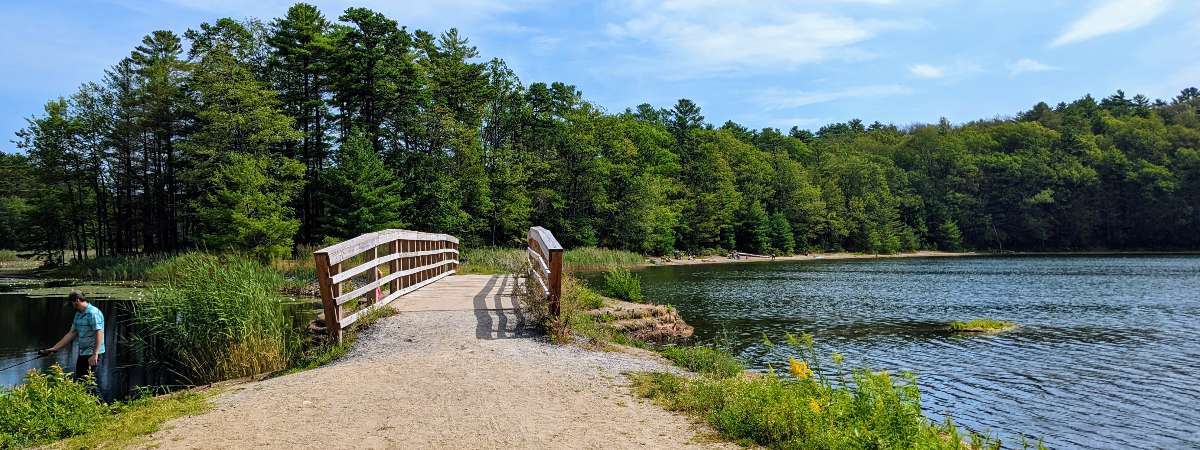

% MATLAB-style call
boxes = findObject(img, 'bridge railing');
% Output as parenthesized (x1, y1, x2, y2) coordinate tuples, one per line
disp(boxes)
(527, 226, 564, 316)
(314, 229, 460, 341)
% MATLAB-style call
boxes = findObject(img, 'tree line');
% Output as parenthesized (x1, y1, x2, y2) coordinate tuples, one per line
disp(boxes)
(2, 3, 1198, 263)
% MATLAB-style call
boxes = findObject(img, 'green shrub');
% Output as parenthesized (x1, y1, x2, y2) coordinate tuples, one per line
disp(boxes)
(0, 249, 19, 262)
(632, 334, 1024, 450)
(659, 345, 744, 378)
(0, 366, 109, 448)
(601, 267, 643, 302)
(135, 252, 299, 384)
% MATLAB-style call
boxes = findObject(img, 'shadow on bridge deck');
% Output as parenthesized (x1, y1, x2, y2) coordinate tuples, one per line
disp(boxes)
(392, 274, 533, 340)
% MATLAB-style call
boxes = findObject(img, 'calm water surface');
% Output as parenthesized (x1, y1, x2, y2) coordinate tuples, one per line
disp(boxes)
(635, 256, 1200, 449)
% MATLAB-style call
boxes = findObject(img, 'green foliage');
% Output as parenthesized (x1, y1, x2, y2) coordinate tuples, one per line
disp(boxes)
(768, 212, 796, 255)
(324, 129, 409, 238)
(601, 267, 643, 302)
(0, 366, 109, 448)
(193, 152, 304, 261)
(136, 253, 299, 384)
(936, 219, 964, 251)
(459, 247, 527, 274)
(659, 345, 745, 378)
(632, 335, 1021, 450)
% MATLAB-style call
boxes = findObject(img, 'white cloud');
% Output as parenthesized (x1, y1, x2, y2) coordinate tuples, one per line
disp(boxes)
(908, 61, 983, 79)
(1008, 58, 1059, 76)
(909, 63, 945, 78)
(603, 1, 912, 75)
(754, 84, 912, 110)
(1050, 0, 1170, 47)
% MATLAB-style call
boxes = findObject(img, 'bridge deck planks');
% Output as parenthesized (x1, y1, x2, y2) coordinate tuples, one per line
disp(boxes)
(391, 274, 520, 312)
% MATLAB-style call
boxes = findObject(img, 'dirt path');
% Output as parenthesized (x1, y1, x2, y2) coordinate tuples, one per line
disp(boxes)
(139, 275, 732, 449)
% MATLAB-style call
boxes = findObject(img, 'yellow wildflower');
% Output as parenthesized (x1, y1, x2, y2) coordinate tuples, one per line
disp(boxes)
(808, 398, 822, 414)
(789, 358, 812, 379)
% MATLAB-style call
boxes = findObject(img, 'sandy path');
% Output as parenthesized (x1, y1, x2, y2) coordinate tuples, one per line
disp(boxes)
(140, 275, 731, 450)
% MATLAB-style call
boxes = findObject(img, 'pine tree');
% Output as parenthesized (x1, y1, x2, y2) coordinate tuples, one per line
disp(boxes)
(183, 19, 303, 259)
(769, 212, 796, 255)
(324, 129, 409, 238)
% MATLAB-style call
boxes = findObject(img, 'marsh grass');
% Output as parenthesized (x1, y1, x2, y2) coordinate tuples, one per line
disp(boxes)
(563, 247, 643, 270)
(948, 319, 1018, 333)
(134, 253, 298, 384)
(50, 254, 169, 282)
(659, 345, 744, 378)
(601, 267, 643, 302)
(460, 247, 528, 274)
(631, 333, 1037, 450)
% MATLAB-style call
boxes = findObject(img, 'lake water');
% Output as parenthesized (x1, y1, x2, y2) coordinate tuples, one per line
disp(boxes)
(0, 281, 322, 400)
(633, 256, 1200, 449)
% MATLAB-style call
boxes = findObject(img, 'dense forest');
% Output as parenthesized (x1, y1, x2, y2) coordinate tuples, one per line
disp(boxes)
(2, 3, 1198, 263)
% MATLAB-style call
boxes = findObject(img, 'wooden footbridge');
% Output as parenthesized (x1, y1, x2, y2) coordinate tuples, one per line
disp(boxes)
(313, 227, 563, 340)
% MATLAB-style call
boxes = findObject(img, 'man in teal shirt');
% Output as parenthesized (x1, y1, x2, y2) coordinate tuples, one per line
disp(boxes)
(41, 291, 105, 385)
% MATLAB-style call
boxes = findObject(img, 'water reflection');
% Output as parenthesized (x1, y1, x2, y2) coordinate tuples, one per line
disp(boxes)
(634, 256, 1200, 449)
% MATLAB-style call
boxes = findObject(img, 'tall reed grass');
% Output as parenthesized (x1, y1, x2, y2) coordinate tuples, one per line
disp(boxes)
(134, 253, 298, 384)
(460, 247, 528, 274)
(563, 247, 643, 271)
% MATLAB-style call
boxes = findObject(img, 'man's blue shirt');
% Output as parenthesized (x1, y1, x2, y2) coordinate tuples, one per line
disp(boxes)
(71, 304, 105, 355)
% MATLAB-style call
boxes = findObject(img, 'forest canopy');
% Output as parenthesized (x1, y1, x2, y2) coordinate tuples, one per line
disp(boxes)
(3, 3, 1199, 263)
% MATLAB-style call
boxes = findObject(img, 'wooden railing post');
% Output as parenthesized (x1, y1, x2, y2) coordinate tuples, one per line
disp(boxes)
(314, 251, 343, 342)
(547, 245, 563, 317)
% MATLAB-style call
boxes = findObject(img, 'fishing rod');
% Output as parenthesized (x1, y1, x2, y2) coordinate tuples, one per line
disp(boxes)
(0, 353, 48, 372)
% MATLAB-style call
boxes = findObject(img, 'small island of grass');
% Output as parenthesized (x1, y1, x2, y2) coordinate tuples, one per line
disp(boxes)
(948, 319, 1019, 333)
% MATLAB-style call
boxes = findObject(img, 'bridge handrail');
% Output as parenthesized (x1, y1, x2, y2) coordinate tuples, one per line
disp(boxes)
(314, 229, 460, 340)
(527, 226, 564, 316)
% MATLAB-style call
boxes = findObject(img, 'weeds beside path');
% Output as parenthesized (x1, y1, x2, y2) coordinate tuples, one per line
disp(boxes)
(137, 275, 733, 449)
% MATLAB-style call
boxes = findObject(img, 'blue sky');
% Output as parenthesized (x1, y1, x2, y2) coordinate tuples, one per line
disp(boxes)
(3, 0, 1198, 150)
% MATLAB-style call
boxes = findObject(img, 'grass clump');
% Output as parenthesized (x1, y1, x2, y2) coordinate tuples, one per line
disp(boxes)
(632, 333, 1027, 450)
(0, 366, 108, 448)
(659, 345, 744, 378)
(601, 267, 643, 302)
(460, 247, 527, 274)
(948, 319, 1018, 333)
(44, 390, 211, 450)
(135, 252, 299, 384)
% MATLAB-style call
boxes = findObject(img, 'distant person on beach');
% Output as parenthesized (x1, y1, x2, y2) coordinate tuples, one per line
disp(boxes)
(41, 291, 105, 388)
